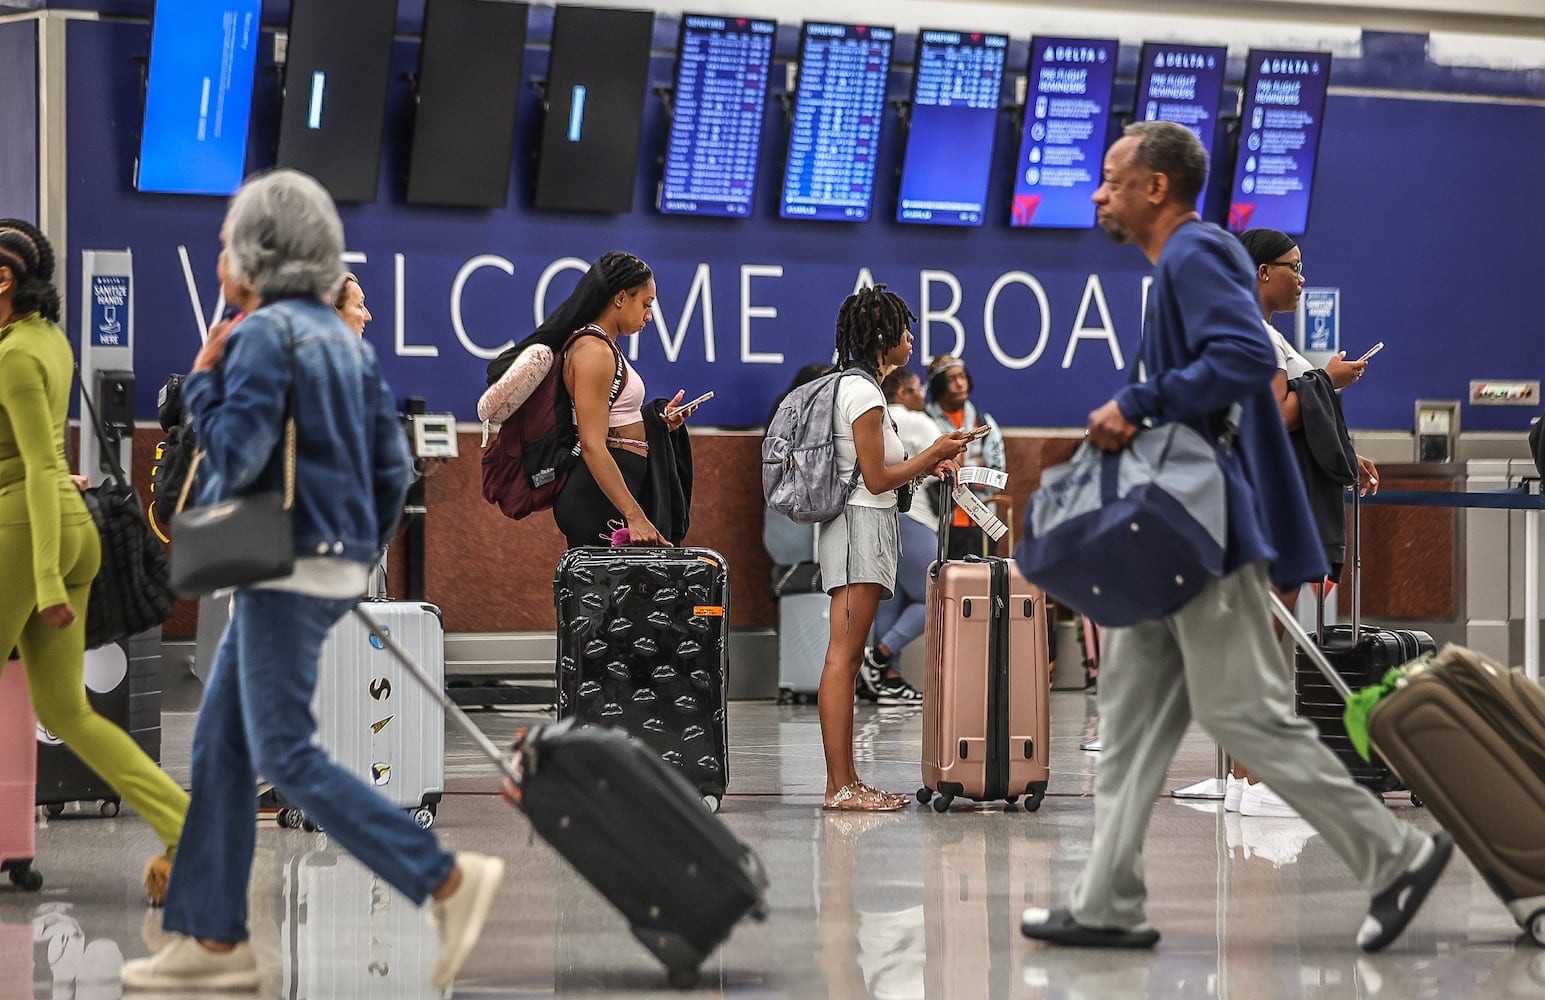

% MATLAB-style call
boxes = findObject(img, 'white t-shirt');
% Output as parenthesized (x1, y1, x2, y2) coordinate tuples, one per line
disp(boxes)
(833, 374, 903, 509)
(1266, 321, 1314, 380)
(889, 402, 942, 531)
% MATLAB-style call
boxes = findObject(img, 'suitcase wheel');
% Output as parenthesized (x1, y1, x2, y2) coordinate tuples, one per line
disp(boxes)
(6, 864, 42, 892)
(412, 806, 436, 829)
(1409, 793, 1423, 809)
(1529, 909, 1545, 948)
(43, 803, 65, 819)
(276, 808, 297, 829)
(1005, 795, 1019, 805)
(701, 795, 721, 814)
(916, 787, 933, 804)
(931, 793, 952, 813)
(1022, 783, 1046, 813)
(100, 799, 120, 818)
(667, 967, 700, 990)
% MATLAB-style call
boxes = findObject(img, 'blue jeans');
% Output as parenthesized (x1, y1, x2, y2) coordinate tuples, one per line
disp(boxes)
(873, 515, 935, 655)
(162, 589, 454, 942)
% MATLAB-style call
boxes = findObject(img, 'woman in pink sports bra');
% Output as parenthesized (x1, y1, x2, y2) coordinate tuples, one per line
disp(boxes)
(553, 252, 697, 547)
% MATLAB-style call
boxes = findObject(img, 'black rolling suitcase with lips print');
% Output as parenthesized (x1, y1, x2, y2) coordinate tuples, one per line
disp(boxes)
(554, 547, 731, 810)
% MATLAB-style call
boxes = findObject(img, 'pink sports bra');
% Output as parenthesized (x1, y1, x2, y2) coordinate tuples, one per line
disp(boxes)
(608, 354, 645, 427)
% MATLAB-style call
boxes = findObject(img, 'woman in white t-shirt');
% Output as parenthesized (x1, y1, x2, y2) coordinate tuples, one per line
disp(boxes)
(1232, 228, 1380, 820)
(818, 286, 969, 811)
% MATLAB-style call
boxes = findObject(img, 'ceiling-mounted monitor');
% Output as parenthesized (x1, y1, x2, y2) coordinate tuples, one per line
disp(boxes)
(779, 21, 895, 222)
(1010, 36, 1119, 229)
(135, 0, 262, 196)
(1228, 49, 1332, 235)
(406, 0, 529, 208)
(274, 0, 397, 203)
(1134, 42, 1227, 213)
(658, 14, 776, 218)
(532, 5, 655, 213)
(896, 29, 1008, 227)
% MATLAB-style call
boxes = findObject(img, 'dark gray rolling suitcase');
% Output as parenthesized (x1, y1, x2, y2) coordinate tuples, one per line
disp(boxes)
(553, 547, 730, 809)
(350, 608, 769, 989)
(1292, 491, 1434, 792)
(36, 629, 162, 817)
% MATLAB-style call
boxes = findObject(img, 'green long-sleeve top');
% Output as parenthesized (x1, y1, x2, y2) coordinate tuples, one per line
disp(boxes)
(0, 312, 92, 611)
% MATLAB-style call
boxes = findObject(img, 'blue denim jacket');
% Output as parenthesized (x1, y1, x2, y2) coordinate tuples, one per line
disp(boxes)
(183, 296, 411, 564)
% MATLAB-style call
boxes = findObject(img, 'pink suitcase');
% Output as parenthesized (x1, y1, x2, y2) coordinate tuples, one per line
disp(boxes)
(0, 659, 42, 892)
(918, 518, 1052, 812)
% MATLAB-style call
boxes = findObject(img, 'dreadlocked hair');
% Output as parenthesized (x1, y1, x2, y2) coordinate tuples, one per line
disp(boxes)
(0, 219, 60, 323)
(598, 251, 653, 296)
(834, 284, 916, 376)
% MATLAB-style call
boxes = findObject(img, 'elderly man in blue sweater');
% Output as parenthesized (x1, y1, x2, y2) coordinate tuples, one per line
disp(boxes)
(1021, 121, 1451, 953)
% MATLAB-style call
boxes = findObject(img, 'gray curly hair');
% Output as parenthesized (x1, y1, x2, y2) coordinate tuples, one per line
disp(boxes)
(222, 169, 346, 302)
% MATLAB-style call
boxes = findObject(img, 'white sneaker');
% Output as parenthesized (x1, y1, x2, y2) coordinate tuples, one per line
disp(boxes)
(1223, 775, 1245, 813)
(428, 852, 506, 989)
(121, 936, 259, 992)
(1239, 782, 1299, 819)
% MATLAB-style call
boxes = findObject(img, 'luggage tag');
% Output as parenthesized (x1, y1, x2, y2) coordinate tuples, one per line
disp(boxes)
(952, 467, 1010, 542)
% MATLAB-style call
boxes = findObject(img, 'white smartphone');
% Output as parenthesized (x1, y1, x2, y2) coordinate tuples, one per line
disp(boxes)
(1356, 342, 1385, 363)
(680, 390, 714, 410)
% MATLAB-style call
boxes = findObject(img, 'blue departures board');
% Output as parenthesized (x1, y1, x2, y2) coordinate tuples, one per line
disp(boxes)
(1010, 37, 1118, 229)
(1135, 43, 1226, 212)
(136, 0, 262, 195)
(780, 22, 896, 222)
(659, 15, 776, 218)
(1229, 50, 1332, 236)
(897, 30, 1008, 227)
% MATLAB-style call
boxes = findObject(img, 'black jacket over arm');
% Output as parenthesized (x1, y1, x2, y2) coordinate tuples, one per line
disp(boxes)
(1287, 368, 1358, 576)
(642, 400, 694, 545)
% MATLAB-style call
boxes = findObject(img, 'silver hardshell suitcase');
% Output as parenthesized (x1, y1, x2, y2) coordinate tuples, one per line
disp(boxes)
(777, 593, 828, 703)
(273, 600, 446, 831)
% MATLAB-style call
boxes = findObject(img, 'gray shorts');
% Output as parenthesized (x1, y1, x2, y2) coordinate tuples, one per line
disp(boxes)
(819, 504, 900, 601)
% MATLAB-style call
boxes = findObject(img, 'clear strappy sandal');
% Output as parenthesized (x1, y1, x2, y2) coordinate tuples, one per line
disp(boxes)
(823, 781, 908, 812)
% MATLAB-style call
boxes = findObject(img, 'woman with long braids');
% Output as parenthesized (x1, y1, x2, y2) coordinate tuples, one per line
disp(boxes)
(494, 252, 699, 548)
(817, 285, 968, 811)
(0, 219, 188, 902)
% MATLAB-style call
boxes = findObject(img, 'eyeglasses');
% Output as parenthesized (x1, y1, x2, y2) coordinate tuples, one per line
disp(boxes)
(1266, 260, 1304, 275)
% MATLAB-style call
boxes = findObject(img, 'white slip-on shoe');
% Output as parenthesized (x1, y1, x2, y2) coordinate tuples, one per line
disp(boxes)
(1223, 775, 1245, 813)
(428, 852, 507, 989)
(121, 936, 258, 992)
(1239, 782, 1299, 819)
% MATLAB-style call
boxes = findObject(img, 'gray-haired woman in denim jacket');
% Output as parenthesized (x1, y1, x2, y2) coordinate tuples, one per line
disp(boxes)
(124, 170, 505, 993)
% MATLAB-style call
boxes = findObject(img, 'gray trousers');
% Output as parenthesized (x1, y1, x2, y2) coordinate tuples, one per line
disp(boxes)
(1068, 561, 1424, 930)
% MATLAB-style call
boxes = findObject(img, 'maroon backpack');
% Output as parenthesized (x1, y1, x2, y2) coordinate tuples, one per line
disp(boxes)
(480, 327, 626, 520)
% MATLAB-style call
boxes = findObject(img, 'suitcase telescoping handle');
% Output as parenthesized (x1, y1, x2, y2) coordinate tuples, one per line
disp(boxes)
(1271, 592, 1355, 703)
(1313, 484, 1363, 643)
(935, 469, 954, 571)
(351, 606, 523, 787)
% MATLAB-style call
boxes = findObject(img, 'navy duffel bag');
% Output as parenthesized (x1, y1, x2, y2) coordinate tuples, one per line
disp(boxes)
(1014, 419, 1232, 627)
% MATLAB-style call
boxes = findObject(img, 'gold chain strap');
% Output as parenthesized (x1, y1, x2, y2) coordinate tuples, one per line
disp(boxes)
(282, 415, 296, 510)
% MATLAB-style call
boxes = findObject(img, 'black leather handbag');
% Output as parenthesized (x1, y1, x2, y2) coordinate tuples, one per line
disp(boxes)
(77, 377, 175, 649)
(169, 327, 297, 596)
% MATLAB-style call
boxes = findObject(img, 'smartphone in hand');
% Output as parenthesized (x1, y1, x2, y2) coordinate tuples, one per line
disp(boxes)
(961, 424, 992, 442)
(681, 390, 714, 410)
(1356, 342, 1385, 363)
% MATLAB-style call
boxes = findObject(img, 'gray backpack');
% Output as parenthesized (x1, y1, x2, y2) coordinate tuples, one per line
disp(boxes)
(762, 368, 877, 524)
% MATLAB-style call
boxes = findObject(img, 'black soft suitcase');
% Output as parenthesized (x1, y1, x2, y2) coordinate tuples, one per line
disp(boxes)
(349, 608, 769, 990)
(554, 547, 730, 809)
(1292, 491, 1435, 793)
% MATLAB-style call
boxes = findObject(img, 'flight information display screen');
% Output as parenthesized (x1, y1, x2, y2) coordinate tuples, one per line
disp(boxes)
(896, 29, 1007, 227)
(780, 22, 895, 222)
(1010, 36, 1118, 228)
(136, 0, 262, 195)
(1134, 42, 1226, 211)
(1229, 50, 1332, 235)
(659, 15, 777, 218)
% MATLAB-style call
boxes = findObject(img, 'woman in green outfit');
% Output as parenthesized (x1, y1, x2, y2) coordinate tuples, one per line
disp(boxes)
(0, 219, 187, 903)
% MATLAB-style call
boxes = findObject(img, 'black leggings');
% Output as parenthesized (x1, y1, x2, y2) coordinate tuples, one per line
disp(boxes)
(554, 448, 649, 548)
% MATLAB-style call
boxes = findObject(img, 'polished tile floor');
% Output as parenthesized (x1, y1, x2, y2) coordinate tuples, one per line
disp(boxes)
(3, 691, 1543, 999)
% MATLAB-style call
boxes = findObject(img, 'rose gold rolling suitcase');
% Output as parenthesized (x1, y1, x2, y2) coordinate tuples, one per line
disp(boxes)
(918, 508, 1051, 812)
(0, 659, 42, 892)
